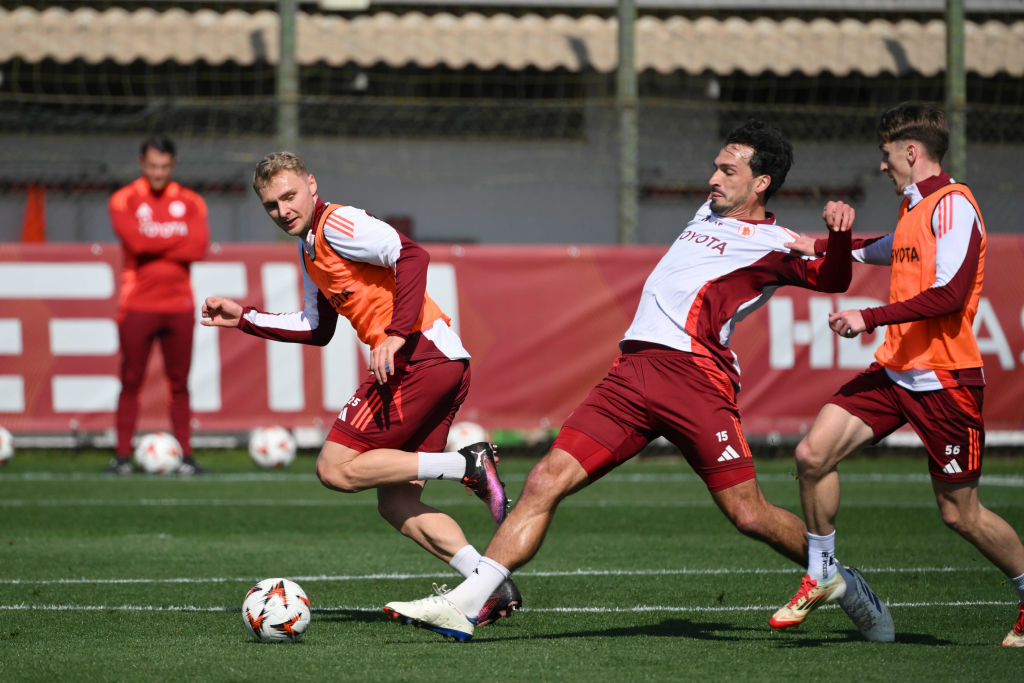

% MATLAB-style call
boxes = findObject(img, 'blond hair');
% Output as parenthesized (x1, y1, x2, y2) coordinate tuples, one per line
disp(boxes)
(252, 152, 310, 193)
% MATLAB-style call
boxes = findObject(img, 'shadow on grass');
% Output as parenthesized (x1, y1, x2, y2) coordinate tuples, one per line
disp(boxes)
(318, 611, 954, 647)
(772, 628, 951, 647)
(479, 623, 956, 646)
(542, 617, 749, 641)
(472, 617, 762, 643)
(320, 612, 753, 642)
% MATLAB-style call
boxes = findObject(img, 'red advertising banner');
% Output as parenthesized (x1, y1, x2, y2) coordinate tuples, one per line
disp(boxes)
(2, 240, 1023, 439)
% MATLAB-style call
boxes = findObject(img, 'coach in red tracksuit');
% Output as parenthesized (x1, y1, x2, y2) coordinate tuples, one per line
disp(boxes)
(105, 136, 210, 475)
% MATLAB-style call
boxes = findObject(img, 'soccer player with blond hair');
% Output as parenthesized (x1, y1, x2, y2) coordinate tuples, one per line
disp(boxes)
(202, 152, 520, 626)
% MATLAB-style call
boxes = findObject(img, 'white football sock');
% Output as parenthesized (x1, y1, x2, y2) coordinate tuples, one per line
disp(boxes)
(416, 451, 466, 481)
(448, 545, 482, 579)
(446, 556, 510, 620)
(807, 531, 837, 582)
(1011, 570, 1024, 603)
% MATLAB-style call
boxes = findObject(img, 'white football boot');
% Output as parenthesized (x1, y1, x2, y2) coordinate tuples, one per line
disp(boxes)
(384, 584, 476, 642)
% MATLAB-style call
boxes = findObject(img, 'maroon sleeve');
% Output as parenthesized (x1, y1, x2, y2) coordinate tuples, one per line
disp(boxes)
(384, 233, 429, 340)
(813, 234, 888, 258)
(236, 292, 339, 347)
(860, 227, 981, 333)
(801, 229, 852, 292)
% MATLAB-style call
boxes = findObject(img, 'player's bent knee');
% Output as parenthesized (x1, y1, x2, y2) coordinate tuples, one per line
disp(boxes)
(726, 505, 768, 538)
(939, 508, 980, 541)
(939, 509, 964, 532)
(315, 443, 365, 493)
(936, 498, 975, 534)
(315, 458, 361, 493)
(519, 454, 580, 508)
(794, 438, 830, 479)
(714, 483, 774, 539)
(518, 472, 561, 508)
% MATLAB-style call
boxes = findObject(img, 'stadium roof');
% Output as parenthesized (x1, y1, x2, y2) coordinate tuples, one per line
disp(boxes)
(3, 7, 1023, 76)
(110, 0, 1024, 10)
(358, 0, 1024, 8)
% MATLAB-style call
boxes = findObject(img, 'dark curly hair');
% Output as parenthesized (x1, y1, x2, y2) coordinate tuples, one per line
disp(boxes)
(724, 120, 793, 200)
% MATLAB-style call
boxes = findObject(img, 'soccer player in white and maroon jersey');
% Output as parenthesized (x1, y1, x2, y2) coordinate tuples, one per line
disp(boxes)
(106, 135, 209, 476)
(383, 121, 885, 642)
(201, 152, 520, 626)
(771, 103, 1024, 647)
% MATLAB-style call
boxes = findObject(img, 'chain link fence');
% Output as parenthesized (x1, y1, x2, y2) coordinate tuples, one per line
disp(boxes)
(1, 4, 1021, 242)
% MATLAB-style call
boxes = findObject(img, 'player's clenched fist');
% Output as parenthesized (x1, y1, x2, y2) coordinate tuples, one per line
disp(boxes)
(201, 297, 244, 328)
(822, 200, 854, 232)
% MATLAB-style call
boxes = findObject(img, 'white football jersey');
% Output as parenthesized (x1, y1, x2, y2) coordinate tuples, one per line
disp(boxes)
(624, 200, 845, 388)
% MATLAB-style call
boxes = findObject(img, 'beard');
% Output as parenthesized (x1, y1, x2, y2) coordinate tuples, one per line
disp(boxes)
(709, 196, 734, 215)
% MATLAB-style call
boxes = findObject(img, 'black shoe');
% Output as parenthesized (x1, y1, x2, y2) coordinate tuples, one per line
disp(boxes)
(476, 578, 523, 626)
(103, 457, 133, 475)
(176, 457, 208, 476)
(458, 442, 508, 524)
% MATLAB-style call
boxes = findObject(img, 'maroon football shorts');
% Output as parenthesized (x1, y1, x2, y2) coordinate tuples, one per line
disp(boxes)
(327, 358, 470, 453)
(828, 362, 985, 482)
(553, 344, 756, 492)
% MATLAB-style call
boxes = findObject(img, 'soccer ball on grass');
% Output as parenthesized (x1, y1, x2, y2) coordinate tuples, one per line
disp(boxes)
(133, 432, 183, 475)
(446, 421, 488, 451)
(0, 426, 13, 465)
(242, 578, 311, 643)
(248, 426, 297, 468)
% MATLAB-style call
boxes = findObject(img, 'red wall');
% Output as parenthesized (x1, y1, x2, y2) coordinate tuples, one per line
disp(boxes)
(2, 240, 1023, 437)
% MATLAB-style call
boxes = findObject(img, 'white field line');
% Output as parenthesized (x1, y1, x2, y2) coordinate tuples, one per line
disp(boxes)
(0, 565, 994, 586)
(0, 600, 1014, 614)
(1, 567, 1015, 614)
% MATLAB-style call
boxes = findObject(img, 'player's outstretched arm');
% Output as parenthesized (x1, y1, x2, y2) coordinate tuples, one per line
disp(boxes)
(201, 297, 243, 328)
(784, 201, 855, 255)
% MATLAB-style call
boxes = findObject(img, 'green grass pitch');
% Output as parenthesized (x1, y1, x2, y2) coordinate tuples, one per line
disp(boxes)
(1, 449, 1022, 681)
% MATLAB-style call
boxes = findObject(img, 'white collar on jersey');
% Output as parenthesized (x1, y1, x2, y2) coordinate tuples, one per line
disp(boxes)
(302, 226, 316, 261)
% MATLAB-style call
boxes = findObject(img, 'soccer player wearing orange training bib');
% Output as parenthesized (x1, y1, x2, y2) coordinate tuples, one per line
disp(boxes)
(200, 152, 520, 626)
(771, 103, 1024, 647)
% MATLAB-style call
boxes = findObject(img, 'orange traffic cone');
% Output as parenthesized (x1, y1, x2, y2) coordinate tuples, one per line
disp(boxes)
(20, 183, 47, 243)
